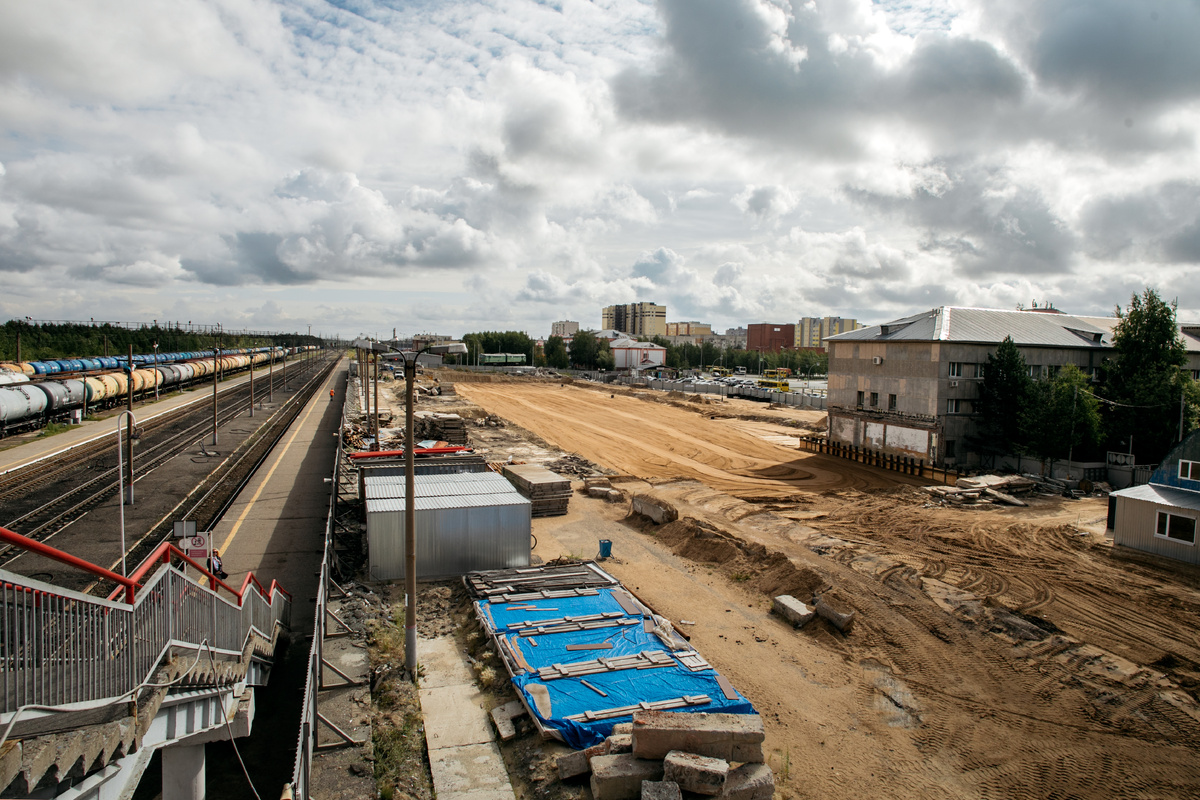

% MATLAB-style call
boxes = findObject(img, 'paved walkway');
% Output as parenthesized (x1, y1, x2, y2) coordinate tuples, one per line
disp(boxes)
(419, 636, 518, 800)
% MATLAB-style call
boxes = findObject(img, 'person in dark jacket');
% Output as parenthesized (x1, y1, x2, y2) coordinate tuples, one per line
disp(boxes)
(208, 550, 229, 581)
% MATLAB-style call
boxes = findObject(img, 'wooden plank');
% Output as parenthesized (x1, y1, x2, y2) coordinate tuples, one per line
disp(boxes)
(580, 679, 608, 697)
(716, 675, 739, 701)
(611, 590, 642, 615)
(565, 642, 613, 651)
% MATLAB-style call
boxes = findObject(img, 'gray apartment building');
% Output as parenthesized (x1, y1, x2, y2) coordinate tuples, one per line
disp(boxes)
(824, 306, 1200, 468)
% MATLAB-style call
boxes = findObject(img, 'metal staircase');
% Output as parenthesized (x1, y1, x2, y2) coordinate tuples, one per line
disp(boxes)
(1, 527, 291, 800)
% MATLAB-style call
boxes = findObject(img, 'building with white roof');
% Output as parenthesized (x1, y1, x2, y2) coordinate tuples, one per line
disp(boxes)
(610, 338, 667, 371)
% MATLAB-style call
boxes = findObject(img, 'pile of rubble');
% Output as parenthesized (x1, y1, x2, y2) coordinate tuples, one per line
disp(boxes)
(413, 411, 469, 444)
(502, 463, 572, 517)
(545, 453, 603, 477)
(474, 414, 506, 428)
(556, 711, 773, 800)
(923, 474, 1037, 506)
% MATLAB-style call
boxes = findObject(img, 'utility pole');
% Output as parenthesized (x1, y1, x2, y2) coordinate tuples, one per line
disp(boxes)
(268, 344, 274, 402)
(14, 332, 19, 363)
(212, 343, 220, 445)
(373, 351, 381, 451)
(125, 345, 135, 504)
(249, 347, 255, 417)
(1182, 387, 1187, 443)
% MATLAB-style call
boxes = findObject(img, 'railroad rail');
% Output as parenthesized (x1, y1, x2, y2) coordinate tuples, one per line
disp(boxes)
(0, 353, 338, 588)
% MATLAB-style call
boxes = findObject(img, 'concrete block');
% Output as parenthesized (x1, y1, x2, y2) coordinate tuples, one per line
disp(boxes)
(489, 700, 526, 742)
(663, 750, 728, 796)
(719, 763, 774, 800)
(606, 489, 625, 502)
(729, 741, 764, 764)
(589, 486, 614, 499)
(642, 780, 683, 800)
(605, 733, 633, 754)
(590, 754, 665, 800)
(556, 741, 610, 782)
(631, 495, 678, 525)
(772, 595, 816, 628)
(611, 723, 634, 735)
(815, 596, 856, 633)
(631, 712, 765, 763)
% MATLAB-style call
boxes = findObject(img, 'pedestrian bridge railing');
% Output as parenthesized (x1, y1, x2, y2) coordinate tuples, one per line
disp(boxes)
(0, 526, 291, 723)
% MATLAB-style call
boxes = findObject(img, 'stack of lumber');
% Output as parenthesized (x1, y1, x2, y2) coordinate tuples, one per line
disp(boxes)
(414, 411, 468, 444)
(439, 382, 456, 396)
(503, 463, 573, 517)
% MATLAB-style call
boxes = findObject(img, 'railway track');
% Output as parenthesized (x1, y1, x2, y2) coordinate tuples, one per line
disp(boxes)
(0, 354, 338, 578)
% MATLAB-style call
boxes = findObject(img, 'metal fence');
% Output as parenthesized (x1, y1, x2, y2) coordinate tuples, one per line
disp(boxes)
(290, 392, 346, 800)
(1, 562, 290, 718)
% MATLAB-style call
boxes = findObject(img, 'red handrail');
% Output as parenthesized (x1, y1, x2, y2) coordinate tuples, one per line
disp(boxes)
(0, 526, 139, 603)
(347, 445, 471, 460)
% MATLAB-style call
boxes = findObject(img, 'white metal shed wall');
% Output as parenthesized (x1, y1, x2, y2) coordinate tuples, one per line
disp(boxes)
(1113, 485, 1200, 566)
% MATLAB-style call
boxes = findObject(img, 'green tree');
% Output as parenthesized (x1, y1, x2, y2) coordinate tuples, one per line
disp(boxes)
(972, 336, 1032, 462)
(1103, 289, 1200, 463)
(1022, 365, 1103, 472)
(543, 336, 568, 369)
(569, 330, 600, 369)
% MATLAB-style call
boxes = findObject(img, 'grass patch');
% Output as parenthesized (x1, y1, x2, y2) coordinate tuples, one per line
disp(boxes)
(39, 422, 73, 438)
(730, 572, 751, 582)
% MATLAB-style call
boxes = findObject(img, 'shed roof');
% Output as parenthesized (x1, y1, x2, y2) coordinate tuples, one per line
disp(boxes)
(827, 307, 1200, 352)
(1110, 483, 1200, 512)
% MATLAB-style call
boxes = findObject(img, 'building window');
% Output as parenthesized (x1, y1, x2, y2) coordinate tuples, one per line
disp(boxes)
(975, 363, 986, 378)
(945, 440, 956, 458)
(1193, 370, 1200, 381)
(946, 399, 963, 413)
(1156, 512, 1197, 545)
(857, 391, 864, 408)
(1027, 365, 1041, 378)
(948, 362, 963, 378)
(870, 392, 878, 407)
(888, 393, 897, 411)
(1180, 460, 1200, 481)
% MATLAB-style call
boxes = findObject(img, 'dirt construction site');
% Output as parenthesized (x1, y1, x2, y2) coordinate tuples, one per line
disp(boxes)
(384, 372, 1200, 799)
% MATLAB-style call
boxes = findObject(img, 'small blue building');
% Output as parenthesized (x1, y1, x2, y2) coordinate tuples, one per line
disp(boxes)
(1109, 431, 1200, 564)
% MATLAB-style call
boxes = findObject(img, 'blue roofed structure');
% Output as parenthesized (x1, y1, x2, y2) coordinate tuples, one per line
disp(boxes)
(1108, 430, 1200, 564)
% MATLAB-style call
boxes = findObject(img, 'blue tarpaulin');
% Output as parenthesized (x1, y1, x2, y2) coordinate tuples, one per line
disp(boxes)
(474, 584, 755, 748)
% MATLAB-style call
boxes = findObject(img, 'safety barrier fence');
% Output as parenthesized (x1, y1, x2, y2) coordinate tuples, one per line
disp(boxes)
(0, 527, 291, 720)
(798, 436, 961, 485)
(290, 397, 346, 800)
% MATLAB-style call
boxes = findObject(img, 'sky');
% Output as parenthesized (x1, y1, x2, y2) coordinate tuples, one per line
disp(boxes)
(1, 0, 1198, 341)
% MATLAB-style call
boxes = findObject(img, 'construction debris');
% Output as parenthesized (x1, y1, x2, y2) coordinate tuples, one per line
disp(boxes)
(503, 463, 573, 517)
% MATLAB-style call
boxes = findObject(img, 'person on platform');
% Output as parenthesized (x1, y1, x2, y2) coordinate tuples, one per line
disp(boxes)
(208, 550, 229, 581)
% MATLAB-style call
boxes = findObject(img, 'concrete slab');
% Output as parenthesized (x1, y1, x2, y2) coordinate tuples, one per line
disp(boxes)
(419, 636, 476, 688)
(428, 742, 515, 800)
(420, 684, 495, 749)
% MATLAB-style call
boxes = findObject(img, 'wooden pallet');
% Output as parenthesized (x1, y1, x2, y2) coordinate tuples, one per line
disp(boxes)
(563, 694, 712, 722)
(537, 650, 676, 680)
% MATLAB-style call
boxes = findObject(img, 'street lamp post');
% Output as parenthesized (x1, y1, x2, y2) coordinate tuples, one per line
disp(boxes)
(115, 410, 139, 577)
(152, 342, 159, 401)
(371, 338, 467, 681)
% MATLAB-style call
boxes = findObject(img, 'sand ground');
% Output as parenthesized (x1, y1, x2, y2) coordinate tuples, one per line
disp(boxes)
(383, 375, 1200, 799)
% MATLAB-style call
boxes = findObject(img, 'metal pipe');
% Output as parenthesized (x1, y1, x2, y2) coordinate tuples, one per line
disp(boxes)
(373, 352, 380, 451)
(249, 346, 255, 417)
(212, 343, 220, 445)
(125, 345, 134, 505)
(116, 409, 137, 576)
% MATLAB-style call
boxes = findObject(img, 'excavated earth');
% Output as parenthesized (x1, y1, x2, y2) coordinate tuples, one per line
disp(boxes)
(374, 375, 1200, 800)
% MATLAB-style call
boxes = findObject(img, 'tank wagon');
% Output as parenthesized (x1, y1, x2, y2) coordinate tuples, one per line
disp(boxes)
(0, 346, 319, 436)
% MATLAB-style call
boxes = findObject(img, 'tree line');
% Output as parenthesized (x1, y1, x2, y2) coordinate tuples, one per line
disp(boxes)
(456, 329, 829, 374)
(0, 320, 324, 362)
(973, 289, 1200, 467)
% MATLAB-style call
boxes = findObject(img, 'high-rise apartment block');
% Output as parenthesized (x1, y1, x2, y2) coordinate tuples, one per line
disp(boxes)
(798, 317, 863, 350)
(602, 302, 667, 337)
(550, 320, 580, 338)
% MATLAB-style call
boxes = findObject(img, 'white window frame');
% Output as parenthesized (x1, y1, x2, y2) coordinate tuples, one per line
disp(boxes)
(946, 398, 962, 414)
(948, 362, 963, 378)
(1180, 460, 1199, 481)
(1156, 511, 1197, 546)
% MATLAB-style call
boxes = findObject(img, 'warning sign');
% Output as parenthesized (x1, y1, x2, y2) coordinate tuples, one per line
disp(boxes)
(186, 532, 210, 564)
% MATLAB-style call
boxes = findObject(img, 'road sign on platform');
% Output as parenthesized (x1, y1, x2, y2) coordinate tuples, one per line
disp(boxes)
(185, 532, 210, 564)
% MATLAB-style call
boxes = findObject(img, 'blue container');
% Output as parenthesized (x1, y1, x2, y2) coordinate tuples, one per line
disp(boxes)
(598, 539, 612, 559)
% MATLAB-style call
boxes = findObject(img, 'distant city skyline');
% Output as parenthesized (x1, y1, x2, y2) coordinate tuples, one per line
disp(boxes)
(2, 1, 1198, 338)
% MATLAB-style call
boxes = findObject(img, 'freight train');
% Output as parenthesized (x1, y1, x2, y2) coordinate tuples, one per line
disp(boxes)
(0, 346, 319, 436)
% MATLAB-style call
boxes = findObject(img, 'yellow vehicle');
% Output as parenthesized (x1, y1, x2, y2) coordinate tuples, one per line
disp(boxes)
(763, 368, 792, 380)
(757, 378, 790, 391)
(710, 367, 731, 377)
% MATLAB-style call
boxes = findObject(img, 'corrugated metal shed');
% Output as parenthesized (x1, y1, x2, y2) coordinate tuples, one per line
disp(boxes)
(1111, 483, 1200, 565)
(366, 473, 532, 581)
